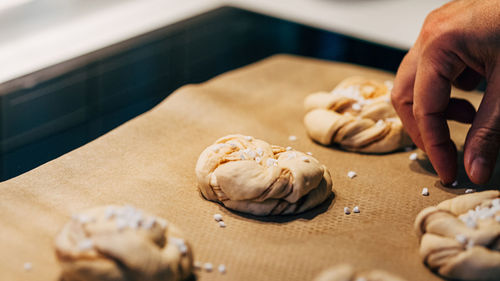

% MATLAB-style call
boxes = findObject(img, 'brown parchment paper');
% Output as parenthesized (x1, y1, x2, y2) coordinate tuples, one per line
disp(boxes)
(1, 55, 497, 281)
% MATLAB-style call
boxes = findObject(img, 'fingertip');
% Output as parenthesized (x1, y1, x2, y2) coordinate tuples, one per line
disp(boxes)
(428, 140, 458, 185)
(468, 156, 493, 184)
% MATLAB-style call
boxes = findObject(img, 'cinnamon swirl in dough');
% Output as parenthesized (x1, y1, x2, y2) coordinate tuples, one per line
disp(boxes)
(55, 205, 193, 281)
(314, 264, 408, 281)
(414, 190, 500, 281)
(195, 134, 333, 216)
(304, 77, 412, 153)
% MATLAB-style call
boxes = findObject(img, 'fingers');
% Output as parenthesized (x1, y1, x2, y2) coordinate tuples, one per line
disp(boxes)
(445, 98, 476, 124)
(464, 63, 500, 184)
(391, 49, 425, 150)
(413, 51, 465, 184)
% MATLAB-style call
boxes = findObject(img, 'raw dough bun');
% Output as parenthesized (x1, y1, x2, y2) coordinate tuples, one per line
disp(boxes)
(304, 77, 412, 153)
(314, 264, 408, 281)
(55, 205, 193, 281)
(195, 134, 333, 216)
(414, 190, 500, 281)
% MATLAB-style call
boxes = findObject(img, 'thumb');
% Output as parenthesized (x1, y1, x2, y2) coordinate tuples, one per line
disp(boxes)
(464, 62, 500, 184)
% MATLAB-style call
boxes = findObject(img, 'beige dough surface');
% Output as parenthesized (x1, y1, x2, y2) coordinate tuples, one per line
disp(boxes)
(414, 190, 500, 281)
(0, 55, 493, 281)
(313, 264, 408, 281)
(195, 134, 333, 216)
(304, 77, 412, 153)
(55, 205, 193, 281)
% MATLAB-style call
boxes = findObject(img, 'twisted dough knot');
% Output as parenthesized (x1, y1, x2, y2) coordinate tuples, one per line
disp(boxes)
(55, 205, 193, 281)
(195, 134, 333, 216)
(313, 264, 408, 281)
(414, 190, 500, 281)
(304, 77, 412, 153)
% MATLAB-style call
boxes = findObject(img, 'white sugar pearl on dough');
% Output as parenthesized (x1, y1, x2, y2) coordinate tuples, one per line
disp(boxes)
(256, 148, 263, 156)
(352, 103, 362, 111)
(466, 239, 475, 249)
(213, 214, 223, 222)
(306, 152, 313, 156)
(344, 207, 351, 215)
(204, 263, 213, 272)
(255, 157, 262, 164)
(353, 206, 360, 213)
(455, 234, 467, 244)
(409, 153, 418, 160)
(288, 135, 297, 141)
(286, 146, 292, 151)
(245, 136, 253, 141)
(301, 156, 310, 163)
(266, 158, 276, 167)
(24, 262, 32, 271)
(465, 189, 475, 194)
(421, 188, 429, 196)
(218, 221, 226, 228)
(218, 264, 226, 274)
(78, 239, 94, 251)
(375, 120, 384, 127)
(451, 180, 458, 187)
(347, 171, 357, 179)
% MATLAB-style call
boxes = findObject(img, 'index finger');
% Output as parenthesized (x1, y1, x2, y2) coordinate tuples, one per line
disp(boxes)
(413, 52, 464, 184)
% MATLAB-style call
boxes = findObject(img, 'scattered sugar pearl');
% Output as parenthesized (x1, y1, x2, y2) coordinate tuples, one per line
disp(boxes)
(375, 119, 384, 127)
(255, 157, 262, 164)
(409, 153, 418, 160)
(256, 148, 264, 156)
(213, 214, 223, 222)
(194, 261, 202, 270)
(455, 234, 467, 244)
(218, 264, 227, 274)
(301, 156, 310, 163)
(451, 180, 458, 187)
(306, 152, 313, 156)
(353, 206, 360, 213)
(421, 187, 429, 196)
(465, 189, 475, 194)
(218, 221, 226, 228)
(204, 263, 213, 272)
(344, 207, 351, 215)
(347, 171, 357, 179)
(288, 135, 297, 141)
(23, 262, 32, 272)
(352, 103, 361, 111)
(244, 136, 253, 141)
(286, 146, 292, 151)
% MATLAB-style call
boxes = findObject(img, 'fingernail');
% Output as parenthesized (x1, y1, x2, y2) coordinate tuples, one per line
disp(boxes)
(470, 156, 491, 184)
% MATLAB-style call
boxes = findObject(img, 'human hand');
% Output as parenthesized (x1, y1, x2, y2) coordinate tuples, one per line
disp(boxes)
(391, 0, 500, 185)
